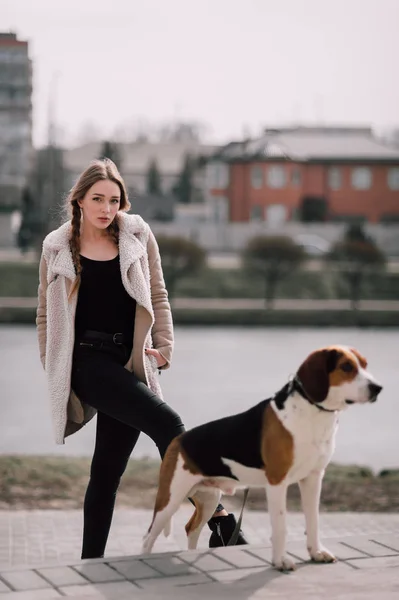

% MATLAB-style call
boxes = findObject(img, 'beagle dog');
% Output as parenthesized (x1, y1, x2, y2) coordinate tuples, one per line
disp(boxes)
(142, 346, 382, 571)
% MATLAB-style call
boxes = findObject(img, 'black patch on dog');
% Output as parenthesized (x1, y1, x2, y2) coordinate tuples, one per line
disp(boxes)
(273, 382, 292, 410)
(179, 399, 271, 479)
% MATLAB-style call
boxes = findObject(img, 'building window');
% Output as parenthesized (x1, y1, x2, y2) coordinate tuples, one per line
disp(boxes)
(328, 167, 342, 190)
(206, 162, 229, 189)
(251, 165, 263, 189)
(387, 168, 399, 190)
(291, 167, 301, 187)
(351, 167, 372, 190)
(267, 165, 286, 188)
(250, 205, 263, 221)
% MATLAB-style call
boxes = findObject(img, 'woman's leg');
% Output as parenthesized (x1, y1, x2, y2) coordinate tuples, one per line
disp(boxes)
(72, 349, 185, 457)
(81, 412, 140, 559)
(73, 347, 244, 551)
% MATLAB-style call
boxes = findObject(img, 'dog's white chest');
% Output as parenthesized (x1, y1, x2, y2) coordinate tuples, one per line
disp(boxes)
(276, 396, 339, 483)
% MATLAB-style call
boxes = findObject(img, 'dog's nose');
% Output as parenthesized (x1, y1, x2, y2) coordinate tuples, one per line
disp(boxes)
(368, 382, 383, 400)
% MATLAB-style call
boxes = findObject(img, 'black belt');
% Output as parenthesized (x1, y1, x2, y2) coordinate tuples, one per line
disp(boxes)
(81, 330, 125, 346)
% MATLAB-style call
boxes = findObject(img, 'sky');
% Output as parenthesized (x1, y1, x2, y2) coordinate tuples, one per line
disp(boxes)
(2, 0, 399, 148)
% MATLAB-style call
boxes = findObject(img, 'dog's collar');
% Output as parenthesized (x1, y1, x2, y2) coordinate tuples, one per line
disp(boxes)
(288, 375, 337, 413)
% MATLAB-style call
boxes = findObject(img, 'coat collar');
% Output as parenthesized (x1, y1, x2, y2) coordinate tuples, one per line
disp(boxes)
(44, 213, 149, 282)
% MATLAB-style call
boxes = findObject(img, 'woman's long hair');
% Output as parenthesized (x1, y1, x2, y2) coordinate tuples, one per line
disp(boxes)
(66, 158, 130, 297)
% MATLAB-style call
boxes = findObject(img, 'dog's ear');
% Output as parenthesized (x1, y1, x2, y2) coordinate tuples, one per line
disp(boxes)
(296, 348, 341, 404)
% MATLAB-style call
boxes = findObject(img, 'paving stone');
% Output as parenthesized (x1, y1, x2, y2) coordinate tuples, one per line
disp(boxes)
(212, 566, 270, 583)
(137, 573, 212, 588)
(211, 547, 268, 568)
(0, 580, 11, 593)
(37, 566, 88, 587)
(142, 556, 197, 576)
(245, 546, 273, 565)
(372, 534, 399, 552)
(61, 580, 138, 596)
(347, 555, 399, 570)
(179, 551, 236, 572)
(286, 540, 368, 561)
(340, 537, 399, 557)
(110, 559, 162, 580)
(0, 591, 61, 599)
(73, 563, 125, 583)
(0, 569, 51, 591)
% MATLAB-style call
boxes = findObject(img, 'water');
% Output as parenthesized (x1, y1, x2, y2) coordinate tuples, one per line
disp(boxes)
(1, 325, 398, 472)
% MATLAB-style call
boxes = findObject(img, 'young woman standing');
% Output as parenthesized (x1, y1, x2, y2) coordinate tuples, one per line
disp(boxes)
(36, 159, 247, 558)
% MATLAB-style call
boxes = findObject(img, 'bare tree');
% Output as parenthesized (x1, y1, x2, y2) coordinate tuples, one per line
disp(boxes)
(326, 225, 386, 310)
(242, 235, 306, 309)
(156, 235, 206, 298)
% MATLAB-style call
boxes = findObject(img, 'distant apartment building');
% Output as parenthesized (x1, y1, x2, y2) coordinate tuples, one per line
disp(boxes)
(206, 127, 399, 224)
(0, 33, 32, 210)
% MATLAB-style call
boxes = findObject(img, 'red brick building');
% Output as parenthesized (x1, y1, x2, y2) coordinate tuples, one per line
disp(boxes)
(206, 127, 399, 224)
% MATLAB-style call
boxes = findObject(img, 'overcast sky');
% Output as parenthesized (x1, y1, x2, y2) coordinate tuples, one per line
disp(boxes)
(2, 0, 399, 147)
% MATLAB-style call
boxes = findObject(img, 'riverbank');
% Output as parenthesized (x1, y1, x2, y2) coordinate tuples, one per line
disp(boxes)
(1, 456, 398, 512)
(1, 298, 399, 326)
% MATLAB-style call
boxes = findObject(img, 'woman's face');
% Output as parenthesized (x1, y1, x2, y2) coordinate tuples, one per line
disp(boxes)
(78, 179, 121, 231)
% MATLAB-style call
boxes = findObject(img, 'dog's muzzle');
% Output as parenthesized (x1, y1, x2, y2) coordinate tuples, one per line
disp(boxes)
(368, 382, 383, 403)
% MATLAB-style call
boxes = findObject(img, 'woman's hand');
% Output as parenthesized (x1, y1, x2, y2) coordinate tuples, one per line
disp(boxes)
(145, 348, 167, 368)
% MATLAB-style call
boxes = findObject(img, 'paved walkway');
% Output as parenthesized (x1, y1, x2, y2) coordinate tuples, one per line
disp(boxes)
(0, 508, 398, 598)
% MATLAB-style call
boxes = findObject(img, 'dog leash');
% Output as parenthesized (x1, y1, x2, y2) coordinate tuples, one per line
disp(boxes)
(227, 487, 249, 546)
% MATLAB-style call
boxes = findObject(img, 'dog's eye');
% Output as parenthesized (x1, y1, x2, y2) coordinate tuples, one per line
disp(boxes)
(340, 362, 354, 373)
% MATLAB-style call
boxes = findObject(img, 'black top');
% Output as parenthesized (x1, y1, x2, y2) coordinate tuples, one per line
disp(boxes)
(75, 255, 136, 350)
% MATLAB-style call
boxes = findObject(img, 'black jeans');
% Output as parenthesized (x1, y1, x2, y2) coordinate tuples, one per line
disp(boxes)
(71, 339, 223, 559)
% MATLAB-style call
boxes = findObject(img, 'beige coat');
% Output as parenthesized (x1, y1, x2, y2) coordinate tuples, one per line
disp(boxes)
(36, 212, 174, 445)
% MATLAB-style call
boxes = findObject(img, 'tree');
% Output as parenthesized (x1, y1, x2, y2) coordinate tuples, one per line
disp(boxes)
(173, 154, 194, 204)
(242, 235, 306, 309)
(17, 187, 36, 253)
(146, 159, 162, 195)
(299, 196, 329, 222)
(99, 140, 123, 170)
(28, 145, 67, 251)
(326, 225, 386, 310)
(156, 235, 206, 297)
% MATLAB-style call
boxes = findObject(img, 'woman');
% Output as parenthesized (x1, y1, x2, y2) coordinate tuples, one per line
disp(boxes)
(36, 158, 247, 559)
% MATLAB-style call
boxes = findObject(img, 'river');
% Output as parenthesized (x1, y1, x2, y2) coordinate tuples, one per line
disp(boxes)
(1, 325, 397, 472)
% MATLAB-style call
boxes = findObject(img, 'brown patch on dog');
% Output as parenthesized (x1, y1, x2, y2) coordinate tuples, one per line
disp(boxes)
(147, 437, 181, 532)
(329, 348, 359, 386)
(180, 445, 202, 475)
(261, 404, 294, 485)
(185, 498, 203, 535)
(297, 347, 342, 403)
(350, 347, 368, 369)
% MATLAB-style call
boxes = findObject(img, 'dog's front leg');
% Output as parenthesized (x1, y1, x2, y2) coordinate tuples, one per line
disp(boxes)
(299, 470, 337, 564)
(266, 483, 295, 571)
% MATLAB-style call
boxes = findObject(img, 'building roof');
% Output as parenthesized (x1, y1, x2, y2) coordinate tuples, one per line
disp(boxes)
(215, 126, 399, 163)
(64, 141, 218, 175)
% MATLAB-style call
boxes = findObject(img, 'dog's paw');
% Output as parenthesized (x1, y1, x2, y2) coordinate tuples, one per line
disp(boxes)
(308, 546, 337, 564)
(273, 555, 297, 572)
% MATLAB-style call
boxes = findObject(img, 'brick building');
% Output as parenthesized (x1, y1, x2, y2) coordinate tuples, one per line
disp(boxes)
(206, 127, 399, 224)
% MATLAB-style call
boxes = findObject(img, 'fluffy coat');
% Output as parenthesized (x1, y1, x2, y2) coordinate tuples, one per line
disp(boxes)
(36, 212, 173, 445)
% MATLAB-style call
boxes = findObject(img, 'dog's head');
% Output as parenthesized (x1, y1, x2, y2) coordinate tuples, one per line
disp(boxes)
(296, 346, 382, 412)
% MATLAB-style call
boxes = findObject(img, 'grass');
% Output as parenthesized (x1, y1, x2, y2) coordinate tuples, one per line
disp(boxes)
(1, 455, 398, 512)
(1, 262, 399, 301)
